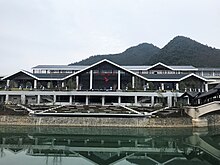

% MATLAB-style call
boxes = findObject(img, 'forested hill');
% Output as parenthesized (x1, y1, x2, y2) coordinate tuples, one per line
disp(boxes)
(70, 36, 220, 67)
(149, 36, 220, 67)
(69, 43, 160, 65)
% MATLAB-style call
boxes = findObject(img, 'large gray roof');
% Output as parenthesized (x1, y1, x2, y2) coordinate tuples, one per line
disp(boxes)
(197, 89, 218, 99)
(142, 74, 188, 80)
(33, 73, 71, 79)
(170, 65, 197, 70)
(198, 68, 220, 71)
(33, 65, 197, 71)
(32, 65, 87, 70)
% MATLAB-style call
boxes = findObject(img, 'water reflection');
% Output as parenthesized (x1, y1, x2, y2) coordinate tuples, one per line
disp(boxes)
(0, 126, 219, 165)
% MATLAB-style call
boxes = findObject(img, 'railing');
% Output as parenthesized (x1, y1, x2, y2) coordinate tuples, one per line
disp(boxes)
(1, 87, 183, 93)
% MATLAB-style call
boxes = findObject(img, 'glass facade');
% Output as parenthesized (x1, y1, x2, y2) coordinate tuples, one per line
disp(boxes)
(78, 62, 134, 90)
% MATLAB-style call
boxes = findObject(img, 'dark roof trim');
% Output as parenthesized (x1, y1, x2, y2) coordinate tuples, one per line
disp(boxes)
(62, 59, 150, 81)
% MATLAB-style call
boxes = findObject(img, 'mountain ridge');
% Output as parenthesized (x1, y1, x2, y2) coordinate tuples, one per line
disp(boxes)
(70, 43, 160, 66)
(70, 36, 220, 67)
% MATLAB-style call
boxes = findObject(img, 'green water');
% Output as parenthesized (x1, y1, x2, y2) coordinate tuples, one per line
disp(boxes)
(0, 126, 219, 165)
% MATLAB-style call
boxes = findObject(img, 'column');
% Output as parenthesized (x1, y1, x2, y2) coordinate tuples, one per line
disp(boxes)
(167, 96, 172, 107)
(187, 96, 190, 105)
(205, 83, 208, 92)
(37, 95, 40, 104)
(76, 76, 79, 90)
(175, 83, 179, 91)
(69, 96, 73, 105)
(53, 95, 56, 103)
(161, 83, 164, 90)
(102, 96, 105, 106)
(118, 70, 121, 90)
(118, 96, 121, 105)
(61, 82, 65, 88)
(134, 96, 138, 105)
(198, 99, 201, 105)
(132, 76, 135, 89)
(89, 70, 93, 90)
(6, 80, 10, 87)
(146, 83, 149, 89)
(21, 95, 26, 105)
(86, 96, 89, 105)
(5, 94, 9, 104)
(151, 96, 154, 106)
(34, 80, 37, 89)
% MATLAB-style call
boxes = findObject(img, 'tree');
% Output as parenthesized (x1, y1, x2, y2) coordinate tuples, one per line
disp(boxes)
(66, 79, 76, 90)
(9, 80, 18, 88)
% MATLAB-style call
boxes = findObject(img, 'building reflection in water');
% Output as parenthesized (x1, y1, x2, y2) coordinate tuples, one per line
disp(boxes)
(0, 126, 219, 165)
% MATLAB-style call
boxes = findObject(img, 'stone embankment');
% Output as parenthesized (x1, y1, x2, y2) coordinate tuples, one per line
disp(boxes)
(0, 115, 218, 127)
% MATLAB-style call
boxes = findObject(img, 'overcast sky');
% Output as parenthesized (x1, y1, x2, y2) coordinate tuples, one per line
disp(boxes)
(0, 0, 220, 75)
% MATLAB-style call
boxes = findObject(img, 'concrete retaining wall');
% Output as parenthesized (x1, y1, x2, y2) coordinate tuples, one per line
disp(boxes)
(0, 115, 192, 127)
(0, 115, 219, 128)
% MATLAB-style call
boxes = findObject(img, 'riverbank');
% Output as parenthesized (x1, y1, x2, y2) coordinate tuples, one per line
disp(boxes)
(0, 115, 219, 127)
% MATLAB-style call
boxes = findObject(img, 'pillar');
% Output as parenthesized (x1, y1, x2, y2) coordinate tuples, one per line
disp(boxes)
(102, 96, 105, 106)
(146, 83, 149, 89)
(175, 83, 179, 91)
(187, 96, 190, 105)
(6, 80, 10, 87)
(167, 96, 172, 107)
(21, 95, 26, 105)
(69, 96, 73, 105)
(134, 96, 138, 105)
(90, 70, 93, 90)
(34, 80, 37, 89)
(76, 76, 79, 90)
(118, 96, 121, 105)
(37, 95, 40, 104)
(205, 83, 208, 92)
(151, 96, 154, 106)
(5, 94, 9, 104)
(86, 96, 89, 105)
(132, 76, 135, 89)
(61, 82, 65, 88)
(118, 70, 121, 90)
(161, 83, 164, 91)
(53, 95, 56, 103)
